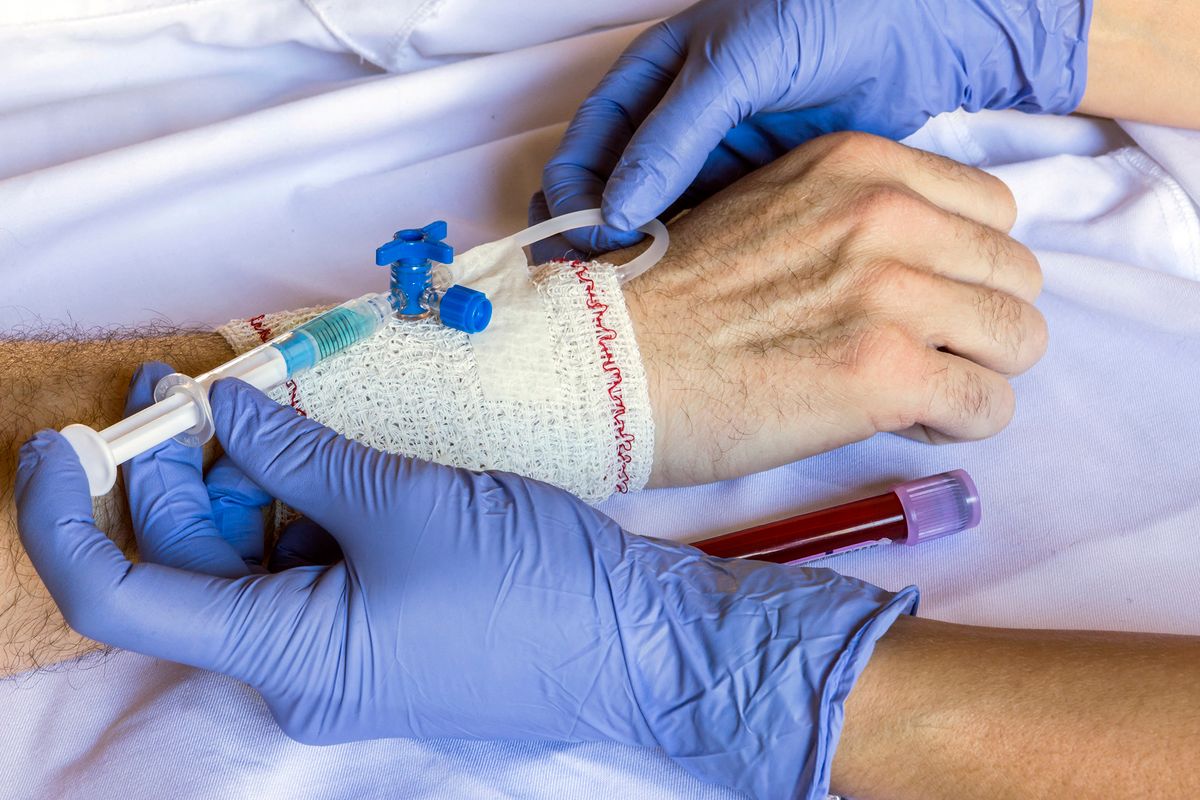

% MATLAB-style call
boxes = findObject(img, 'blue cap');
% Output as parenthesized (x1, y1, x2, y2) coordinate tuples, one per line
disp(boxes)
(439, 285, 492, 334)
(376, 221, 453, 267)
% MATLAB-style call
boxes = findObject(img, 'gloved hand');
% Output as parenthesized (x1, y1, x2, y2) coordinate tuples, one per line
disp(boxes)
(17, 370, 917, 800)
(542, 0, 1091, 253)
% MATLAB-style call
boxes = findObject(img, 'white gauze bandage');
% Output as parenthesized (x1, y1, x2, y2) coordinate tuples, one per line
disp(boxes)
(217, 239, 654, 503)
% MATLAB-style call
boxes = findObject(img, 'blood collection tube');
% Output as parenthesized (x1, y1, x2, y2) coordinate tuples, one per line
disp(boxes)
(693, 470, 981, 564)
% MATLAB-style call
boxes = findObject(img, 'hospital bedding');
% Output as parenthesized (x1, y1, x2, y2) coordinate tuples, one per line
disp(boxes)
(2, 1, 1198, 797)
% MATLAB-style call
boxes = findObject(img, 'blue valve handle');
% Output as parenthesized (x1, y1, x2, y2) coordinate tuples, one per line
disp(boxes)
(375, 221, 453, 267)
(376, 221, 455, 318)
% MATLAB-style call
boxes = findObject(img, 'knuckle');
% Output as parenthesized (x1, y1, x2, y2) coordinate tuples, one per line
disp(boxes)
(846, 185, 922, 229)
(951, 368, 993, 420)
(980, 229, 1043, 302)
(970, 222, 1010, 271)
(979, 288, 1023, 334)
(975, 290, 1036, 365)
(820, 130, 893, 165)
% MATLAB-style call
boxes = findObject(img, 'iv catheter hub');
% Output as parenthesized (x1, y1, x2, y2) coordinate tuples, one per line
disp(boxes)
(376, 221, 493, 334)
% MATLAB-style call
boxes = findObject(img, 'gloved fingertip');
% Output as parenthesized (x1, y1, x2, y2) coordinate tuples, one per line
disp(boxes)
(602, 171, 661, 232)
(207, 456, 272, 508)
(529, 234, 575, 265)
(209, 379, 255, 442)
(19, 428, 85, 470)
(15, 430, 94, 532)
(16, 429, 55, 473)
(124, 361, 175, 413)
(128, 360, 174, 389)
(601, 202, 636, 233)
(270, 517, 342, 572)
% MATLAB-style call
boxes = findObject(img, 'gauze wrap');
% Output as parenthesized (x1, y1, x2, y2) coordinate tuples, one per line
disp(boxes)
(217, 240, 654, 503)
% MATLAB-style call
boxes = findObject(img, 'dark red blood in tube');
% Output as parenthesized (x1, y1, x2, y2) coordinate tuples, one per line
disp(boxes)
(693, 491, 908, 564)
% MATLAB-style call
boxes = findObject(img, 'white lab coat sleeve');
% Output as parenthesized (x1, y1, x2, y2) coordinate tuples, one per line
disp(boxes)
(302, 0, 693, 72)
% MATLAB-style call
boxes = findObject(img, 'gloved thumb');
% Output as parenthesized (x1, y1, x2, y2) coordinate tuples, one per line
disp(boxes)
(604, 53, 751, 230)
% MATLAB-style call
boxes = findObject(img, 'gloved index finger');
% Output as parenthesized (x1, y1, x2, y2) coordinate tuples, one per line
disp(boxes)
(543, 21, 687, 253)
(16, 430, 291, 683)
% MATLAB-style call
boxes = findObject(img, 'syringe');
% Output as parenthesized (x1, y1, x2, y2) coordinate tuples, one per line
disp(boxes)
(693, 470, 981, 564)
(61, 294, 393, 496)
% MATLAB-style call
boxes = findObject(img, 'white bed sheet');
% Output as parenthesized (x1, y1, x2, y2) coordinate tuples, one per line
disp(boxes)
(2, 2, 1198, 797)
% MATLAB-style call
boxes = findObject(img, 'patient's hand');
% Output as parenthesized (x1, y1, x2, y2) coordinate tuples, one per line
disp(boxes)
(622, 132, 1047, 486)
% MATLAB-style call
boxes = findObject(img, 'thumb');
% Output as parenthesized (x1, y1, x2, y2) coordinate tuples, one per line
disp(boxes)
(604, 53, 754, 231)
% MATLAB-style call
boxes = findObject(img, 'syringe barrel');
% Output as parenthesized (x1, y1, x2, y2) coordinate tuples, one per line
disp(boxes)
(63, 294, 391, 496)
(158, 293, 391, 447)
(269, 294, 391, 374)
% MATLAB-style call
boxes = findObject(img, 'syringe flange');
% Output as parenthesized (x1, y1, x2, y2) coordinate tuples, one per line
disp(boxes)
(153, 373, 215, 447)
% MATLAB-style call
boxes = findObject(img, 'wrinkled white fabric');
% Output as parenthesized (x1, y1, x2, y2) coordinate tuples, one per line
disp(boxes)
(2, 1, 1200, 799)
(217, 246, 654, 502)
(302, 0, 691, 72)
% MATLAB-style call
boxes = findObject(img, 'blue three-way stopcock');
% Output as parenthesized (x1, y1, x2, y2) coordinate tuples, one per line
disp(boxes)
(375, 221, 492, 334)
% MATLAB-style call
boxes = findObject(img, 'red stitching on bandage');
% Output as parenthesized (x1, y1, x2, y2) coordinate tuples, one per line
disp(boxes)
(284, 379, 307, 417)
(569, 261, 634, 493)
(249, 314, 272, 343)
(245, 315, 307, 415)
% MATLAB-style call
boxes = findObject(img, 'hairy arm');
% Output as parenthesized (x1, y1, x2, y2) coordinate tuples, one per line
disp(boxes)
(833, 615, 1200, 798)
(1080, 0, 1200, 127)
(0, 331, 233, 675)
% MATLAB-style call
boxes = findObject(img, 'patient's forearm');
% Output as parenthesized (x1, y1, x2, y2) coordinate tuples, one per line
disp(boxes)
(1080, 0, 1200, 127)
(833, 615, 1200, 799)
(0, 333, 233, 675)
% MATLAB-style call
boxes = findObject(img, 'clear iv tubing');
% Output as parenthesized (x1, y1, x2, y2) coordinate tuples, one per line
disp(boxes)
(61, 294, 393, 496)
(510, 209, 670, 284)
(60, 209, 669, 496)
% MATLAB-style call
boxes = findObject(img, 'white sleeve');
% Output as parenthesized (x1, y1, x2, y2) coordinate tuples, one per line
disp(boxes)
(302, 0, 690, 72)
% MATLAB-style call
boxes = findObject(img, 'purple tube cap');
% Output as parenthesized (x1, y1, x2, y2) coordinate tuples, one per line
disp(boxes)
(893, 469, 982, 546)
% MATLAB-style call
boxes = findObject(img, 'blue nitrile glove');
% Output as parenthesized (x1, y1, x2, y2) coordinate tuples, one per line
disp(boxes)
(542, 0, 1092, 254)
(17, 377, 918, 800)
(121, 362, 272, 578)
